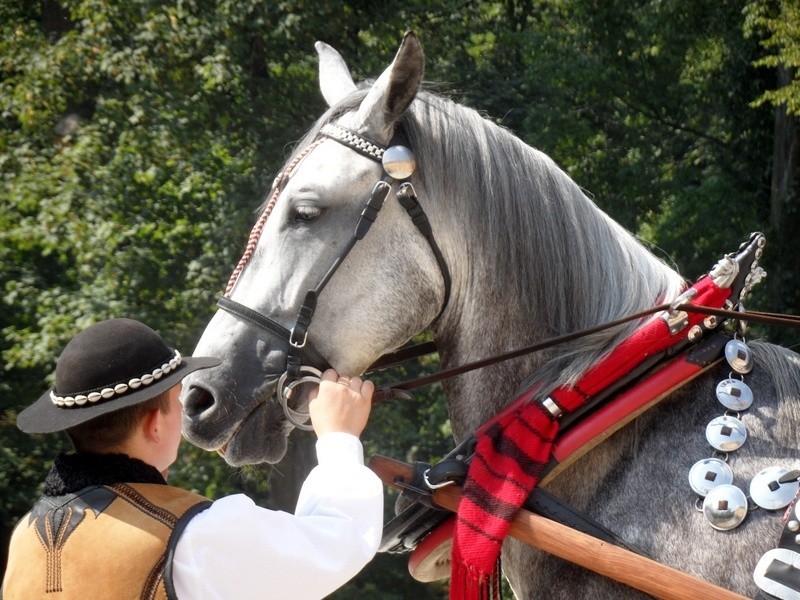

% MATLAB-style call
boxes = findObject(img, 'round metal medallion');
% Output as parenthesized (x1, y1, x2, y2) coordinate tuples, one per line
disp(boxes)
(702, 484, 748, 530)
(382, 145, 416, 180)
(689, 457, 734, 497)
(705, 415, 747, 452)
(750, 466, 800, 510)
(724, 339, 753, 374)
(715, 378, 754, 411)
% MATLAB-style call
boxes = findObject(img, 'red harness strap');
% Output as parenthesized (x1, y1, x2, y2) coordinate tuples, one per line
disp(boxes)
(449, 275, 731, 600)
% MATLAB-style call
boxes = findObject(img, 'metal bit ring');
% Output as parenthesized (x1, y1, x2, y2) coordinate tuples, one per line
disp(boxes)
(277, 367, 322, 431)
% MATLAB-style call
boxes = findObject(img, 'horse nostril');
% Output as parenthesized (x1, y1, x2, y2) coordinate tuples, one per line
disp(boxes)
(182, 386, 216, 418)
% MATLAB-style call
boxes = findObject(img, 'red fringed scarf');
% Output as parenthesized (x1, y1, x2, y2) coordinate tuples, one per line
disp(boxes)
(449, 275, 731, 599)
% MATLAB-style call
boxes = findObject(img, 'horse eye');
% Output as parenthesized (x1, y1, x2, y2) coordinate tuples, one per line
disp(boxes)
(291, 205, 321, 223)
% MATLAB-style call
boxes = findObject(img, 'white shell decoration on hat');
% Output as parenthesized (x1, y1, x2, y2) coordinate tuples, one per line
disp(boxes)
(49, 350, 181, 407)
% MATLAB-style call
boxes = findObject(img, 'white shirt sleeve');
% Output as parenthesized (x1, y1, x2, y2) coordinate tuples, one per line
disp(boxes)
(172, 432, 384, 600)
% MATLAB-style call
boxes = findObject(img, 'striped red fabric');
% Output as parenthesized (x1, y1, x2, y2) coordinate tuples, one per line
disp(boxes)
(451, 401, 558, 599)
(449, 275, 731, 599)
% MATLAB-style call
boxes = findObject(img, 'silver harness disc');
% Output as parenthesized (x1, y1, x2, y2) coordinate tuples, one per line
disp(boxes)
(716, 378, 754, 411)
(703, 484, 748, 531)
(750, 466, 800, 511)
(382, 145, 416, 180)
(725, 338, 754, 374)
(689, 457, 734, 497)
(705, 415, 747, 452)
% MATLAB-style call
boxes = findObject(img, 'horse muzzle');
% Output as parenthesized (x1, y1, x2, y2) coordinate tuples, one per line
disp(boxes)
(181, 371, 293, 465)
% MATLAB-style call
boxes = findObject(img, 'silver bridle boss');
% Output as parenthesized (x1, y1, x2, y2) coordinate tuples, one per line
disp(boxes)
(218, 123, 451, 430)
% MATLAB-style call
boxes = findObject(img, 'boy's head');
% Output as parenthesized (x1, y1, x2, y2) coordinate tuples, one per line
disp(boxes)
(65, 390, 172, 453)
(17, 318, 219, 439)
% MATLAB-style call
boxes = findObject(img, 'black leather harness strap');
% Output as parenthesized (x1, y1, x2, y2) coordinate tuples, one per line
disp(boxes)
(367, 302, 800, 402)
(284, 178, 393, 376)
(216, 295, 330, 371)
(395, 182, 451, 319)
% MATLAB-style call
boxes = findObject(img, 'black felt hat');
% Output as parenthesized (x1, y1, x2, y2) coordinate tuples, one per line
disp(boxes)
(17, 318, 220, 434)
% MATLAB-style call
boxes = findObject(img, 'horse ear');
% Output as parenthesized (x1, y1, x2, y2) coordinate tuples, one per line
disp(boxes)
(316, 41, 357, 107)
(352, 31, 424, 141)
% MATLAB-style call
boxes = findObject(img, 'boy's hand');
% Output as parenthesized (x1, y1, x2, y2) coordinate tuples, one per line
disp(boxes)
(308, 369, 374, 438)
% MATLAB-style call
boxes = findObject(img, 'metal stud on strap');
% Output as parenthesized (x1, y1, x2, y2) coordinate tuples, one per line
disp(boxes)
(542, 397, 562, 418)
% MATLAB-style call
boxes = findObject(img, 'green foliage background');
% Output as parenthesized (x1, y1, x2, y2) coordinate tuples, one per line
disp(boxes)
(1, 1, 798, 597)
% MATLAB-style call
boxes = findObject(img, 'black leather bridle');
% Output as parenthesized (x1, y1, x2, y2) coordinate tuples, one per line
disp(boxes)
(217, 122, 451, 428)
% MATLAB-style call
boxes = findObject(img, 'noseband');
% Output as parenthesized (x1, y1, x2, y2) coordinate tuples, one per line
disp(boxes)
(217, 122, 451, 429)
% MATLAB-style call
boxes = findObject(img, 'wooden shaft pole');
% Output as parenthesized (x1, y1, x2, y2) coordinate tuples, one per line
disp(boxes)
(432, 484, 747, 600)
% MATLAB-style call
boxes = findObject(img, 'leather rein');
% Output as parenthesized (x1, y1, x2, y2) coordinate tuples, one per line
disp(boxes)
(368, 300, 800, 402)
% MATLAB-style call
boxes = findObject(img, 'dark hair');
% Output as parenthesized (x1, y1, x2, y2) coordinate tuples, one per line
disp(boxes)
(66, 391, 172, 453)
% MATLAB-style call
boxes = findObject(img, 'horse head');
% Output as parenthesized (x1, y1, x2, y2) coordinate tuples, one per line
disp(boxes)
(181, 32, 449, 465)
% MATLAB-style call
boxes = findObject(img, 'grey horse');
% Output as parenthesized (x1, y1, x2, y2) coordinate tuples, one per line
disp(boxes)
(181, 32, 800, 598)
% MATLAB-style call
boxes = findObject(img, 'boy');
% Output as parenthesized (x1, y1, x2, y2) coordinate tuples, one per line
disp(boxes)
(3, 318, 382, 599)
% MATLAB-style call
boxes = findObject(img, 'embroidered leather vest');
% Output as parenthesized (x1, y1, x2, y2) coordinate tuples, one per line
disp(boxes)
(3, 483, 210, 600)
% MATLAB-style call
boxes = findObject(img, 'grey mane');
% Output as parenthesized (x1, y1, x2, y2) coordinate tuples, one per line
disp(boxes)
(281, 85, 685, 393)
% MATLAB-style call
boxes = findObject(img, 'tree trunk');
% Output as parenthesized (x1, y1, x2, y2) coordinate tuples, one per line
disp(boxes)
(768, 65, 800, 344)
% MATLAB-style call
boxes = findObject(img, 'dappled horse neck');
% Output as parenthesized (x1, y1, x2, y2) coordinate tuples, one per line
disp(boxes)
(406, 91, 685, 385)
